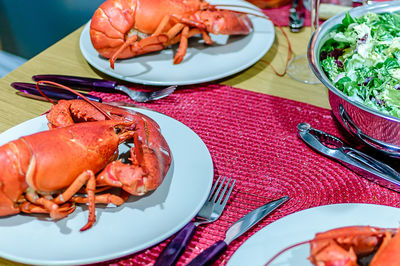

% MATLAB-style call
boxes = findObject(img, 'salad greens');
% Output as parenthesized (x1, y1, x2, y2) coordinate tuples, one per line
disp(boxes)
(320, 11, 400, 118)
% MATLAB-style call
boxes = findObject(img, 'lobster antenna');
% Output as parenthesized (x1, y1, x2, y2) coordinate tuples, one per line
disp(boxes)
(212, 4, 293, 76)
(35, 80, 113, 120)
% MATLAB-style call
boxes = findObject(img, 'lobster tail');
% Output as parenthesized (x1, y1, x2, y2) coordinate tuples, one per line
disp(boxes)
(0, 141, 30, 216)
(89, 0, 137, 59)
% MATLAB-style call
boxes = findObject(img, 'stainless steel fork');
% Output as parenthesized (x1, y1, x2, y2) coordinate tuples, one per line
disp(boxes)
(32, 74, 177, 102)
(115, 84, 176, 102)
(154, 176, 236, 266)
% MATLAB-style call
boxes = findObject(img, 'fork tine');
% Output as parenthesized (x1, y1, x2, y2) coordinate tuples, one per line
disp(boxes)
(151, 85, 177, 100)
(216, 177, 232, 205)
(159, 85, 177, 95)
(211, 176, 227, 203)
(220, 179, 235, 208)
(207, 176, 221, 201)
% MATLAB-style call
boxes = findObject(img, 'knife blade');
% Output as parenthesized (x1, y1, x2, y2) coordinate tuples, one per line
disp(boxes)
(15, 91, 156, 111)
(186, 196, 289, 266)
(11, 82, 102, 102)
(32, 74, 122, 91)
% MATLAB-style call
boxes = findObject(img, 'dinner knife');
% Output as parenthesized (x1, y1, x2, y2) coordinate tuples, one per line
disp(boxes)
(15, 90, 155, 111)
(32, 74, 129, 91)
(32, 74, 177, 103)
(186, 196, 289, 266)
(11, 82, 102, 102)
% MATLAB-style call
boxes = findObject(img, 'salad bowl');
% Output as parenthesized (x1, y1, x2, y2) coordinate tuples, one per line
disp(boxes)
(308, 1, 400, 157)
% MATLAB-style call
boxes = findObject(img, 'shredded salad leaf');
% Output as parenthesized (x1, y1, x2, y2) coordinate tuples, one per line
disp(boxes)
(320, 11, 400, 118)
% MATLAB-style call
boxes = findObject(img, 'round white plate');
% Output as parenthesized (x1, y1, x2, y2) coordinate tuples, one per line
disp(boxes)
(228, 203, 400, 266)
(0, 108, 213, 266)
(79, 0, 274, 85)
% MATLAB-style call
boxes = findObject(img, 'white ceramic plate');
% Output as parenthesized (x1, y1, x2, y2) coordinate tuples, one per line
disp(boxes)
(0, 108, 213, 266)
(228, 203, 400, 266)
(79, 0, 274, 85)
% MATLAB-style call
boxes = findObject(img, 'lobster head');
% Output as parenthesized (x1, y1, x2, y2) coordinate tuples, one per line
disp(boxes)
(195, 9, 253, 35)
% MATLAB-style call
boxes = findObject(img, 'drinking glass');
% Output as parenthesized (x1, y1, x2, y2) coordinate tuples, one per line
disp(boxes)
(286, 0, 321, 84)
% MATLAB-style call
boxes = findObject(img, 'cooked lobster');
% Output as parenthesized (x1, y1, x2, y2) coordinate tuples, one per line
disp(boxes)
(265, 226, 400, 266)
(0, 97, 171, 231)
(89, 0, 253, 68)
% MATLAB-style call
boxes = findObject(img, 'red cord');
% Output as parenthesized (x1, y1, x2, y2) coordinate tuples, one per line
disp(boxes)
(261, 16, 293, 77)
(35, 80, 113, 120)
(211, 4, 293, 77)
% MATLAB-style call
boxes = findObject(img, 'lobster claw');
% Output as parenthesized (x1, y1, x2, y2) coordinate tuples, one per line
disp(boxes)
(96, 131, 170, 196)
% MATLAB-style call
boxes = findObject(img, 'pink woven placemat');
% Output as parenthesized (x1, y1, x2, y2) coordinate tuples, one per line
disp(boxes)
(88, 84, 400, 266)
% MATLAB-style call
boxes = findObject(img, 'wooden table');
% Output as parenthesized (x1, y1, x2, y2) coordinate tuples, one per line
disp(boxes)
(0, 26, 329, 133)
(0, 25, 330, 266)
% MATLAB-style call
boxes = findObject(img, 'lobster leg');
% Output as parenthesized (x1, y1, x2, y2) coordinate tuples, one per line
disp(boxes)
(25, 189, 67, 220)
(174, 26, 189, 64)
(110, 34, 168, 69)
(110, 35, 138, 69)
(52, 170, 97, 231)
(169, 28, 213, 45)
(72, 193, 126, 206)
(200, 30, 213, 45)
(152, 15, 172, 36)
(21, 202, 76, 216)
(53, 170, 95, 205)
(80, 173, 96, 231)
(151, 15, 210, 63)
(154, 14, 205, 42)
(166, 23, 185, 41)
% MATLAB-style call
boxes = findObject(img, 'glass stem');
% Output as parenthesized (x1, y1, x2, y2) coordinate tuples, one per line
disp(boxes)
(310, 0, 320, 34)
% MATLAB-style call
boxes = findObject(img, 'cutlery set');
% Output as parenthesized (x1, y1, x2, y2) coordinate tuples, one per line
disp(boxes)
(11, 74, 176, 103)
(187, 195, 289, 266)
(155, 176, 236, 266)
(155, 176, 289, 265)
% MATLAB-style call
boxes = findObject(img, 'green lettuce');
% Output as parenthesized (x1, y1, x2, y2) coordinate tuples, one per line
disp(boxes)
(320, 11, 400, 118)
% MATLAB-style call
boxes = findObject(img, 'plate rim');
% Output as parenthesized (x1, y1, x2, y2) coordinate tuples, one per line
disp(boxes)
(79, 0, 275, 86)
(0, 108, 214, 265)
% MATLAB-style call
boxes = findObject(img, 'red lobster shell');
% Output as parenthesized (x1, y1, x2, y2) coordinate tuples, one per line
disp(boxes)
(89, 0, 253, 67)
(0, 99, 171, 231)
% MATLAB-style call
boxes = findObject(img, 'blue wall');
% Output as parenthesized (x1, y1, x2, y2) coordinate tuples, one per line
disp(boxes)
(0, 0, 105, 59)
